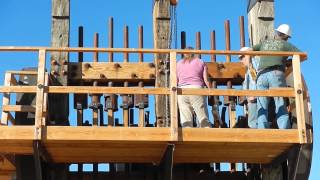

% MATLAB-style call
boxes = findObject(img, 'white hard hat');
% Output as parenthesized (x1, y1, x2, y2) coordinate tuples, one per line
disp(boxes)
(275, 24, 292, 37)
(238, 47, 250, 58)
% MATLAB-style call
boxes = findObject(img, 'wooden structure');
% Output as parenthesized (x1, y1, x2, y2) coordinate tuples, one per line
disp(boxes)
(0, 0, 313, 180)
(0, 46, 312, 180)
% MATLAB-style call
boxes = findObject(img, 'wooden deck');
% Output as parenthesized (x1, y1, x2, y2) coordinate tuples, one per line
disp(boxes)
(0, 126, 299, 164)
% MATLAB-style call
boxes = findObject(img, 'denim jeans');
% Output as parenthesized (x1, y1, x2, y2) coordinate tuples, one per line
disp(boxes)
(256, 70, 291, 129)
(248, 102, 258, 128)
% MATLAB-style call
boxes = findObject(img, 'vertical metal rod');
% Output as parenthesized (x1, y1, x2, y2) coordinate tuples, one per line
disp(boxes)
(210, 31, 216, 62)
(123, 25, 130, 127)
(138, 25, 145, 127)
(196, 31, 201, 59)
(138, 25, 144, 62)
(181, 31, 186, 59)
(107, 18, 115, 127)
(76, 26, 84, 126)
(108, 17, 114, 62)
(225, 20, 231, 62)
(124, 26, 129, 62)
(92, 33, 99, 126)
(239, 16, 245, 47)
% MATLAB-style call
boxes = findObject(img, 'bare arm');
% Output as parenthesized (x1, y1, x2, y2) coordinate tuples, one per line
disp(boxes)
(203, 65, 211, 88)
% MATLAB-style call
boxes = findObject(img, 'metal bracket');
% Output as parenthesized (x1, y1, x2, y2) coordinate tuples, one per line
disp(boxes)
(158, 144, 175, 180)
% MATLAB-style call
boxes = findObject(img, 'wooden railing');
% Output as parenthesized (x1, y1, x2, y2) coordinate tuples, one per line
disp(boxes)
(0, 47, 308, 144)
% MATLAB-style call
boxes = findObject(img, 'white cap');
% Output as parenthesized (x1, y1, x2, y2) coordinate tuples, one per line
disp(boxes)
(238, 47, 250, 58)
(275, 24, 292, 37)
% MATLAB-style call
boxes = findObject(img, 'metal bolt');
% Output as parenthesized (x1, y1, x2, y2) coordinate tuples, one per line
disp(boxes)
(171, 87, 177, 91)
(84, 63, 91, 70)
(131, 73, 137, 78)
(149, 63, 155, 68)
(38, 84, 44, 89)
(51, 60, 58, 66)
(62, 70, 68, 76)
(149, 74, 155, 79)
(114, 63, 121, 68)
(100, 74, 106, 79)
(297, 89, 302, 94)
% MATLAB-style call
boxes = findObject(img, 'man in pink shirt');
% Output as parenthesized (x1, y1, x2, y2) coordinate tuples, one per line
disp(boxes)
(177, 47, 211, 127)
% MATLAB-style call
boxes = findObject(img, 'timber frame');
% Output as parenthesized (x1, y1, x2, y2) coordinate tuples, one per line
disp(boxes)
(0, 47, 311, 179)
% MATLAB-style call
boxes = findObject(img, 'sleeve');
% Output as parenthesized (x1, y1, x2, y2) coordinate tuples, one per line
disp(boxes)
(285, 42, 301, 52)
(242, 72, 248, 90)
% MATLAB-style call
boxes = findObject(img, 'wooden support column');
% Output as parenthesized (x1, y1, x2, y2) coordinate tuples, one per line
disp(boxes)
(48, 1, 70, 179)
(247, 0, 274, 46)
(153, 0, 171, 127)
(50, 0, 70, 125)
(35, 49, 46, 140)
(169, 52, 178, 141)
(292, 55, 307, 144)
(1, 73, 12, 125)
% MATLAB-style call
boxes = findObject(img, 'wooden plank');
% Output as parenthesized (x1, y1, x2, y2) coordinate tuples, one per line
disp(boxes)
(6, 70, 38, 75)
(0, 47, 308, 59)
(45, 126, 172, 141)
(0, 126, 34, 140)
(52, 0, 69, 16)
(292, 55, 307, 144)
(45, 141, 168, 163)
(178, 128, 300, 143)
(69, 62, 155, 81)
(34, 49, 46, 140)
(180, 88, 295, 97)
(206, 62, 246, 81)
(0, 156, 15, 173)
(2, 105, 36, 112)
(48, 86, 170, 95)
(0, 86, 295, 97)
(174, 142, 294, 164)
(1, 73, 12, 125)
(170, 52, 178, 141)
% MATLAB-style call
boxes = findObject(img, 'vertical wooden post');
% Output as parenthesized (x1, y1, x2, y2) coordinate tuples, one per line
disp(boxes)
(50, 0, 69, 125)
(170, 52, 178, 141)
(292, 55, 307, 143)
(247, 0, 274, 46)
(1, 73, 12, 125)
(34, 49, 46, 140)
(153, 0, 171, 127)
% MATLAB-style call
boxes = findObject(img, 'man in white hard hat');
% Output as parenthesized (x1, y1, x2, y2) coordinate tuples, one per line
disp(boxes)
(252, 24, 300, 129)
(239, 47, 259, 128)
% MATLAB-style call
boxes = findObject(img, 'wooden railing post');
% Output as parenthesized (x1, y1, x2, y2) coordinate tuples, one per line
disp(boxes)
(169, 52, 178, 141)
(292, 55, 307, 143)
(1, 72, 12, 125)
(34, 49, 46, 140)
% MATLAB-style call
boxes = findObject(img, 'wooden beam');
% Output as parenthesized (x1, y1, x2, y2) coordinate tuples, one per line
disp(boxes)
(153, 0, 171, 127)
(0, 47, 308, 59)
(6, 70, 38, 75)
(34, 49, 46, 140)
(248, 0, 274, 46)
(0, 126, 34, 140)
(179, 88, 295, 97)
(170, 52, 178, 141)
(292, 55, 307, 144)
(2, 105, 36, 112)
(69, 62, 155, 81)
(1, 73, 12, 125)
(45, 127, 172, 141)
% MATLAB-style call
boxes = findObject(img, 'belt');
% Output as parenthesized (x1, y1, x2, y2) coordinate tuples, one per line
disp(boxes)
(257, 65, 285, 80)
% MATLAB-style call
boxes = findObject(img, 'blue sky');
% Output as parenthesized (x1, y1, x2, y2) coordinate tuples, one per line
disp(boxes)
(0, 0, 319, 178)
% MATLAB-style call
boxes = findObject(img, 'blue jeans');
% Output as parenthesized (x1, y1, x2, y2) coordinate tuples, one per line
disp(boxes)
(256, 70, 291, 129)
(248, 102, 258, 128)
